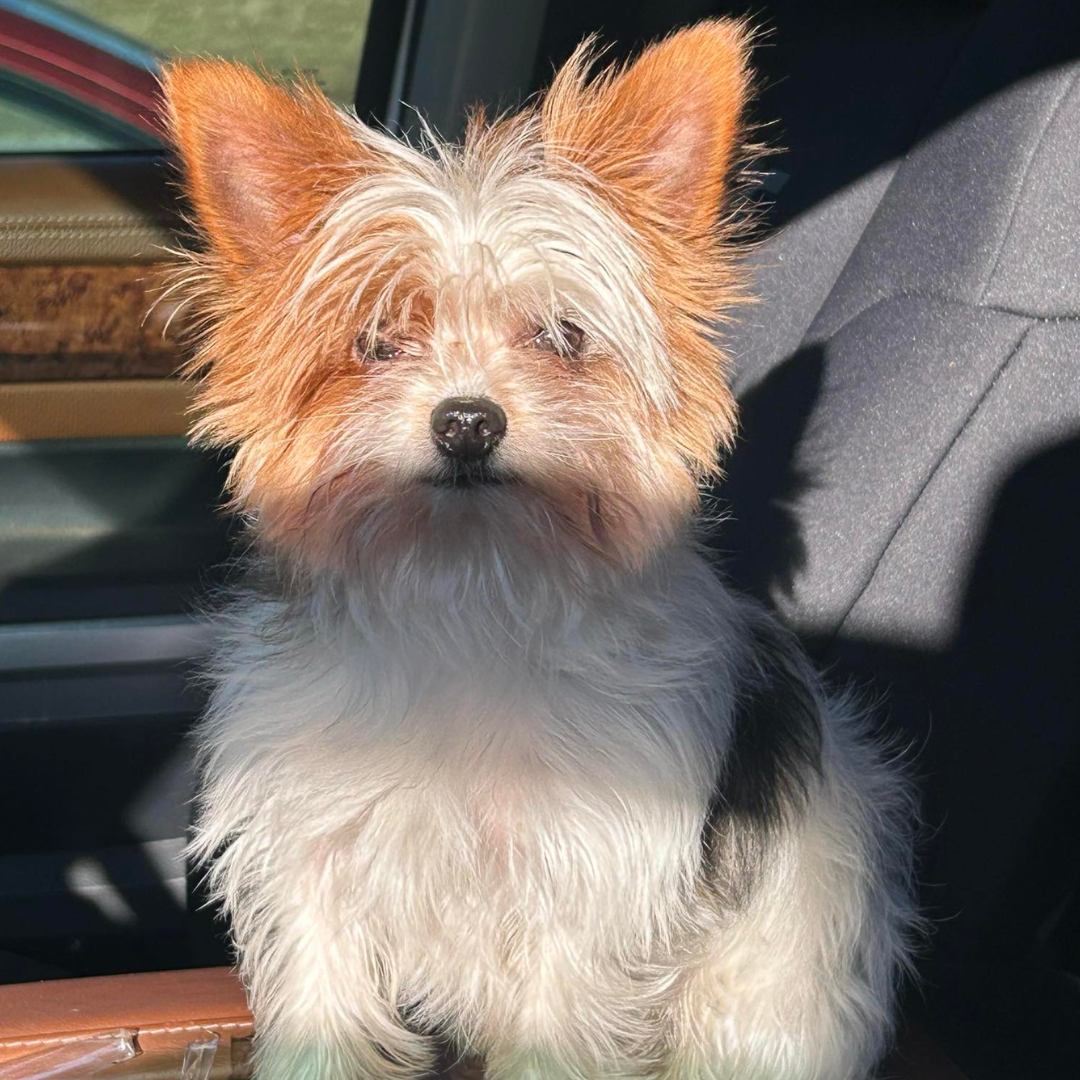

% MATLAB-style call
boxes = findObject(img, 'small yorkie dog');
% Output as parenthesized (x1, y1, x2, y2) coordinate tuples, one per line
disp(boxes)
(164, 20, 915, 1080)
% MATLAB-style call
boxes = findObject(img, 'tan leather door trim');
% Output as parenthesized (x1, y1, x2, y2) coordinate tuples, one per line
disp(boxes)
(0, 380, 193, 441)
(0, 156, 179, 265)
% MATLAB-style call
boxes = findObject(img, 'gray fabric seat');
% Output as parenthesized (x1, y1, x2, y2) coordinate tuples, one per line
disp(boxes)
(716, 1, 1080, 1074)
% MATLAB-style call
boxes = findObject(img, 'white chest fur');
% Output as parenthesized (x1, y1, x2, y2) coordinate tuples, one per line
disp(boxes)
(193, 552, 743, 1040)
(190, 549, 913, 1080)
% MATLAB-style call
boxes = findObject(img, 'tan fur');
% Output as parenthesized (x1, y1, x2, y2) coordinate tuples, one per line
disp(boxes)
(162, 62, 367, 271)
(542, 22, 752, 470)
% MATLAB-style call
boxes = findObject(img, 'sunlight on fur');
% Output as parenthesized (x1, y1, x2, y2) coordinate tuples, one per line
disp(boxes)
(163, 19, 916, 1080)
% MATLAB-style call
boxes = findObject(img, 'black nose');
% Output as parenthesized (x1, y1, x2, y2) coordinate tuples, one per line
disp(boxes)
(431, 397, 507, 462)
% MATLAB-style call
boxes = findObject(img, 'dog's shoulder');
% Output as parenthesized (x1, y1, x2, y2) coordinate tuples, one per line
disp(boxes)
(702, 600, 826, 903)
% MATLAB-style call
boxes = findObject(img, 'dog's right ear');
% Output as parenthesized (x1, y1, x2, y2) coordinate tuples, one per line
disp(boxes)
(542, 21, 751, 241)
(161, 61, 364, 275)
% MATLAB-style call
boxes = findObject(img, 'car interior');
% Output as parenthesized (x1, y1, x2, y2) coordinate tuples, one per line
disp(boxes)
(0, 1, 1077, 1077)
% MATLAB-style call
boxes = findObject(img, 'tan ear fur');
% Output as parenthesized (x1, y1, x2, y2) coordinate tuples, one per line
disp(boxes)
(160, 61, 364, 272)
(542, 20, 752, 238)
(541, 20, 755, 473)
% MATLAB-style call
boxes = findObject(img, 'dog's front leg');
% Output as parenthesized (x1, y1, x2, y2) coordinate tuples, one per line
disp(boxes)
(237, 899, 434, 1080)
(249, 961, 433, 1080)
(255, 1023, 430, 1080)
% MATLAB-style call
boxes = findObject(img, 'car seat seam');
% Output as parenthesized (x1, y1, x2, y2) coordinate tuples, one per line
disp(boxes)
(827, 319, 1034, 645)
(977, 68, 1080, 305)
(804, 290, 1071, 353)
(0, 1019, 252, 1051)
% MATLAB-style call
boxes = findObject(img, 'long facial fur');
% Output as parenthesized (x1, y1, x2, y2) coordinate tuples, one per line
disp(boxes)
(166, 21, 915, 1080)
(164, 25, 751, 586)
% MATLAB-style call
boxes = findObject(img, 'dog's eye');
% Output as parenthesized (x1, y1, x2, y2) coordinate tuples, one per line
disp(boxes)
(530, 320, 585, 360)
(356, 335, 403, 363)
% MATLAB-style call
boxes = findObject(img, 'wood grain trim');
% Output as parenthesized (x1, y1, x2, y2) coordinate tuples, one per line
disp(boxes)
(0, 263, 186, 382)
(0, 380, 193, 441)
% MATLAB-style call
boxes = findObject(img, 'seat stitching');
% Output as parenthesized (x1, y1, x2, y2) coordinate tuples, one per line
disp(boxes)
(795, 288, 1071, 359)
(797, 69, 1080, 350)
(0, 1018, 252, 1050)
(827, 320, 1034, 645)
(792, 8, 992, 352)
(977, 68, 1080, 305)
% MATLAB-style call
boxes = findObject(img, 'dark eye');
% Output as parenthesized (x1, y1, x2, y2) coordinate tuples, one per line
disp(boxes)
(530, 320, 586, 360)
(356, 334, 403, 363)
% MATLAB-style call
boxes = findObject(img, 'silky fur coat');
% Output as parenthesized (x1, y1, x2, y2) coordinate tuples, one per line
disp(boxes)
(164, 20, 916, 1080)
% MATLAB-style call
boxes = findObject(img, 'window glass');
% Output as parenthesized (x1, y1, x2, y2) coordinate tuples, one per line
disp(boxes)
(0, 0, 373, 153)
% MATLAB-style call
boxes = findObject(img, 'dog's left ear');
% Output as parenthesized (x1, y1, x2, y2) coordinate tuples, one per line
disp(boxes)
(542, 20, 751, 238)
(161, 61, 365, 276)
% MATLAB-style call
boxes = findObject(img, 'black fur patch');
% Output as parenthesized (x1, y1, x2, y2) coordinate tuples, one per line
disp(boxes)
(702, 613, 824, 907)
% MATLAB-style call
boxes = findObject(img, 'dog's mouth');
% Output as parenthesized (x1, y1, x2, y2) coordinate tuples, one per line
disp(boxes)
(423, 463, 512, 490)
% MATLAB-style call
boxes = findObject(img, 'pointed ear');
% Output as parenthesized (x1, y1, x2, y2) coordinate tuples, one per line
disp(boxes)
(542, 20, 752, 238)
(160, 61, 364, 271)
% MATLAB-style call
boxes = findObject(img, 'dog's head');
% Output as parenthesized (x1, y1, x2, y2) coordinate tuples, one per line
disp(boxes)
(163, 22, 751, 578)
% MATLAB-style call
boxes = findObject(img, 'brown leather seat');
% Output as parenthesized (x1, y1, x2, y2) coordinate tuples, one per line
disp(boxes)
(0, 967, 252, 1079)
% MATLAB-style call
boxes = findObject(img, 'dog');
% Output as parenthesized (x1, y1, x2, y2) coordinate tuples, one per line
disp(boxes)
(163, 20, 915, 1080)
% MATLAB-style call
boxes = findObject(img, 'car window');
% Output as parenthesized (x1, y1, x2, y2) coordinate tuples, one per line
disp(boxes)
(0, 0, 373, 153)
